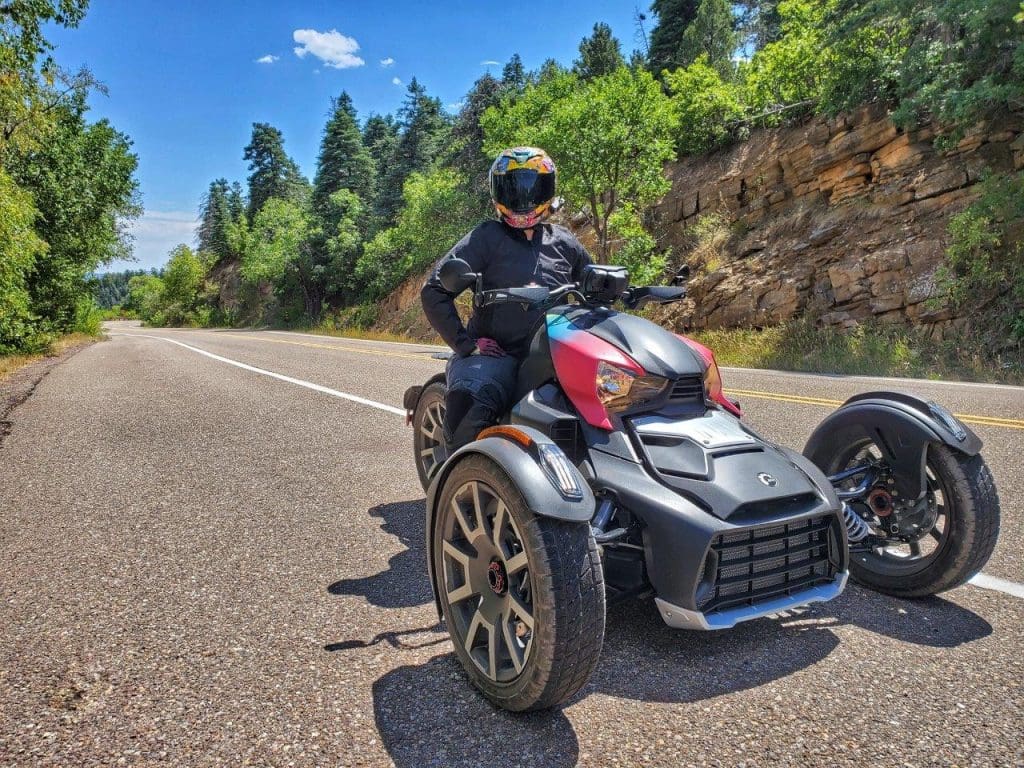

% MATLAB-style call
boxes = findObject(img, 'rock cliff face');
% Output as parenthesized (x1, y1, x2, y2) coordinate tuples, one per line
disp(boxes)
(653, 104, 1024, 337)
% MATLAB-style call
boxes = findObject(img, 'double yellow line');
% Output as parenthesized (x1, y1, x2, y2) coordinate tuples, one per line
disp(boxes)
(201, 332, 1024, 432)
(728, 388, 1024, 431)
(214, 332, 438, 362)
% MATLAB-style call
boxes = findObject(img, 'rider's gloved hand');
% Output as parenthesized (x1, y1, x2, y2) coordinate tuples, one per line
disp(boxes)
(475, 337, 507, 357)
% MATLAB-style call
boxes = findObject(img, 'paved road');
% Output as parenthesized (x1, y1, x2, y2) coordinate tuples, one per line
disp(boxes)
(1, 322, 1022, 766)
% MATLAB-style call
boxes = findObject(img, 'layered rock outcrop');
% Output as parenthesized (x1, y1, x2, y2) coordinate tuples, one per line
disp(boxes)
(653, 104, 1024, 337)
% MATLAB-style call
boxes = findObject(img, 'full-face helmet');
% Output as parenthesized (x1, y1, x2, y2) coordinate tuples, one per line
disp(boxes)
(488, 147, 557, 229)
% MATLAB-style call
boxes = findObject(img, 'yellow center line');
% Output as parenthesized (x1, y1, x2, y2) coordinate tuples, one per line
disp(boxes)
(172, 333, 1024, 431)
(728, 388, 1024, 431)
(210, 332, 441, 362)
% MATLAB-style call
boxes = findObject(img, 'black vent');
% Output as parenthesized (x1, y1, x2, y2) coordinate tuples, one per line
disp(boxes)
(699, 515, 836, 613)
(549, 419, 582, 461)
(668, 375, 704, 404)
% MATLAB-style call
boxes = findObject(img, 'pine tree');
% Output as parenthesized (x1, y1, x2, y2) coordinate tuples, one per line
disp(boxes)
(312, 92, 374, 219)
(449, 73, 502, 188)
(574, 22, 625, 80)
(198, 178, 232, 262)
(677, 0, 739, 74)
(501, 53, 526, 93)
(647, 0, 700, 73)
(375, 78, 450, 226)
(243, 122, 309, 218)
(534, 58, 567, 84)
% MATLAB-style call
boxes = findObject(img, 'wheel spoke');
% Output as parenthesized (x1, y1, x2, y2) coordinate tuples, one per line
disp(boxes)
(501, 610, 525, 674)
(909, 541, 922, 557)
(464, 607, 498, 680)
(469, 481, 485, 533)
(929, 527, 942, 542)
(508, 592, 534, 630)
(505, 550, 528, 575)
(450, 497, 476, 541)
(491, 501, 508, 552)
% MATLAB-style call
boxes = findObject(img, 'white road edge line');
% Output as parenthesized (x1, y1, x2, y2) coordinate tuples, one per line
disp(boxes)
(114, 333, 1024, 602)
(113, 333, 405, 416)
(968, 573, 1024, 599)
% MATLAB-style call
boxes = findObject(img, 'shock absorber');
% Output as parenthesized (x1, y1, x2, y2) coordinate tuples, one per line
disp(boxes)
(842, 502, 871, 543)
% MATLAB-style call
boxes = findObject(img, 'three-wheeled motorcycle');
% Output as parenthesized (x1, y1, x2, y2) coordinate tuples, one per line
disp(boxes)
(403, 259, 1000, 712)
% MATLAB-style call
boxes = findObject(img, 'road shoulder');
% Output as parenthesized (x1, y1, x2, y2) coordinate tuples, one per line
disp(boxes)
(0, 337, 98, 447)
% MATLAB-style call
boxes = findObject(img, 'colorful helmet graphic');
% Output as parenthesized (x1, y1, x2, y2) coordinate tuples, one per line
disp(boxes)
(489, 147, 557, 229)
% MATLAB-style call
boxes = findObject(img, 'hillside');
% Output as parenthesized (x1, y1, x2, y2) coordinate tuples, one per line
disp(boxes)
(356, 106, 1023, 348)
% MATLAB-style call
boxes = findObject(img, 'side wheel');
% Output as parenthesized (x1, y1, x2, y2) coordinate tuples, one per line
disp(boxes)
(412, 381, 447, 491)
(433, 455, 605, 711)
(829, 440, 1000, 597)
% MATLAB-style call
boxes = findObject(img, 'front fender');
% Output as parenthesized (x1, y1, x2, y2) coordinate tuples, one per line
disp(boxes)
(424, 427, 595, 618)
(803, 391, 982, 499)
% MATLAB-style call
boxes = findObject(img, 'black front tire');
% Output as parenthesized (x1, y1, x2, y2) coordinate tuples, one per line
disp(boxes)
(830, 441, 1000, 597)
(412, 381, 447, 491)
(433, 455, 605, 711)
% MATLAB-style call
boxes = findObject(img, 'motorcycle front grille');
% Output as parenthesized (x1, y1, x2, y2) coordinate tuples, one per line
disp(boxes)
(699, 515, 836, 613)
(667, 375, 705, 404)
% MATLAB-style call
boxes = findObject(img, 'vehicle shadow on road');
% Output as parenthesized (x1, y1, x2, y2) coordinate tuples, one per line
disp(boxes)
(591, 585, 991, 703)
(325, 500, 992, 766)
(372, 653, 579, 768)
(326, 500, 433, 609)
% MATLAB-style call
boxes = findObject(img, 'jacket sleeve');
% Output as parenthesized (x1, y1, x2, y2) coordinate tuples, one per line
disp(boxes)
(569, 234, 593, 282)
(421, 224, 490, 357)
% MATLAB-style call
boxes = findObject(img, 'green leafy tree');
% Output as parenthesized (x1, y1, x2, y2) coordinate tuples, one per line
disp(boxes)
(125, 273, 165, 325)
(648, 0, 700, 73)
(161, 244, 208, 323)
(10, 96, 139, 334)
(355, 168, 478, 300)
(664, 56, 746, 153)
(376, 78, 450, 226)
(677, 0, 739, 75)
(0, 169, 46, 352)
(243, 122, 309, 218)
(744, 0, 827, 113)
(574, 22, 626, 80)
(483, 67, 677, 260)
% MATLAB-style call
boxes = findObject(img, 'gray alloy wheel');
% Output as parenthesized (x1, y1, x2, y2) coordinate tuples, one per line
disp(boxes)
(433, 455, 605, 711)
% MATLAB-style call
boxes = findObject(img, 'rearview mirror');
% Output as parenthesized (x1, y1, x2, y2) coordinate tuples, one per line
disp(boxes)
(439, 258, 478, 293)
(624, 285, 686, 310)
(671, 264, 691, 287)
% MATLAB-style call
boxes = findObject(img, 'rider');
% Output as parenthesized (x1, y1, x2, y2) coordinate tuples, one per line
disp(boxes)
(422, 147, 593, 453)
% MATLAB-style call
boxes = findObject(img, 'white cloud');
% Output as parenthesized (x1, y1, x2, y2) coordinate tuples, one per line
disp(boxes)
(392, 76, 402, 86)
(447, 101, 465, 112)
(481, 60, 500, 66)
(293, 28, 365, 69)
(106, 210, 199, 271)
(380, 57, 395, 67)
(255, 54, 279, 64)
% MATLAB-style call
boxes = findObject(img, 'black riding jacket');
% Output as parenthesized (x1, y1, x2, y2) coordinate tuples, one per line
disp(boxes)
(422, 220, 592, 358)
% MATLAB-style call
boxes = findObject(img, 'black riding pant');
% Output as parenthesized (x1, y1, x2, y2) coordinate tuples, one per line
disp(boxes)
(444, 353, 521, 452)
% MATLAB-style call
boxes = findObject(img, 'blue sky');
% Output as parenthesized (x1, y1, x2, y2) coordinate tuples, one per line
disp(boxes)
(48, 1, 647, 271)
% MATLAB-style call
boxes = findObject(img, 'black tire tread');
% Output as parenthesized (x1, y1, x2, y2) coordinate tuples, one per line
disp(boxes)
(435, 454, 605, 711)
(851, 446, 1001, 598)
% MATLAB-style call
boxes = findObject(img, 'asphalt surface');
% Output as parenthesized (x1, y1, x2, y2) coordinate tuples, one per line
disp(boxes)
(1, 321, 1022, 766)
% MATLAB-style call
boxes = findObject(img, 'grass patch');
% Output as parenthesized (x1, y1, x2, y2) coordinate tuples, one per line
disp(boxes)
(691, 320, 1023, 384)
(0, 333, 99, 382)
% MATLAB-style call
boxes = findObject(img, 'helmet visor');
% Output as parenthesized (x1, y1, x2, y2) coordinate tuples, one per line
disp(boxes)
(491, 169, 555, 213)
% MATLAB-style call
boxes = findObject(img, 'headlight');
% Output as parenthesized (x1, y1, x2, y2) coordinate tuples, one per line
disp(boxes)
(596, 361, 668, 414)
(703, 357, 724, 403)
